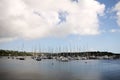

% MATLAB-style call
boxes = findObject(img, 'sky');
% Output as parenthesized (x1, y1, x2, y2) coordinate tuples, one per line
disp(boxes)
(0, 0, 120, 53)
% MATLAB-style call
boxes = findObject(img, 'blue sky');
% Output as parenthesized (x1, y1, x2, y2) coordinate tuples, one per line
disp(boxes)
(0, 0, 120, 53)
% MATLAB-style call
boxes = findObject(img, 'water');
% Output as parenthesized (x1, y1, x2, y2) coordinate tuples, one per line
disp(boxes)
(0, 57, 120, 80)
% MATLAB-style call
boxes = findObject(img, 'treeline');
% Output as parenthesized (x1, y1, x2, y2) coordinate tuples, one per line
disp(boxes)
(0, 49, 120, 58)
(57, 51, 116, 57)
(45, 51, 120, 58)
(0, 49, 32, 56)
(58, 51, 119, 57)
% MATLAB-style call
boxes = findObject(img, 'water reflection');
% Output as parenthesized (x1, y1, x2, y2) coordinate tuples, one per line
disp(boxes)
(0, 57, 120, 80)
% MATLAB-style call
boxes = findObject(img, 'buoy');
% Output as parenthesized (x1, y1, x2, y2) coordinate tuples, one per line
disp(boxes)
(52, 63, 54, 65)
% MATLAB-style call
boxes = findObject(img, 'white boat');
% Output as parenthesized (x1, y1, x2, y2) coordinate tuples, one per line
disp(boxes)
(16, 56, 25, 60)
(36, 57, 41, 61)
(61, 57, 69, 62)
(57, 56, 69, 62)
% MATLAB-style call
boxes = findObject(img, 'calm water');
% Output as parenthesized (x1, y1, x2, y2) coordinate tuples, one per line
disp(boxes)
(0, 57, 120, 80)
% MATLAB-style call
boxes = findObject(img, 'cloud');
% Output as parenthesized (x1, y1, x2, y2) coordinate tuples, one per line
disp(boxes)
(0, 0, 105, 42)
(0, 38, 17, 43)
(114, 1, 120, 26)
(110, 29, 120, 33)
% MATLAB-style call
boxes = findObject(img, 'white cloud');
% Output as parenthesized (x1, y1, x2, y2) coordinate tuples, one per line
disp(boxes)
(0, 0, 105, 42)
(88, 48, 97, 52)
(0, 38, 17, 43)
(114, 1, 120, 26)
(110, 29, 120, 33)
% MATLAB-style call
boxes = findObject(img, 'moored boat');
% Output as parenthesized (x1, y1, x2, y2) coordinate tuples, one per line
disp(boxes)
(36, 57, 41, 61)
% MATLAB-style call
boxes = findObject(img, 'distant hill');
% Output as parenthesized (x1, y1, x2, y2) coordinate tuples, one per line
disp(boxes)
(0, 49, 120, 58)
(56, 51, 119, 57)
(0, 49, 32, 56)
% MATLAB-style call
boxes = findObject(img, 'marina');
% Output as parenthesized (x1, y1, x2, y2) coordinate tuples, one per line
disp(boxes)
(0, 0, 120, 80)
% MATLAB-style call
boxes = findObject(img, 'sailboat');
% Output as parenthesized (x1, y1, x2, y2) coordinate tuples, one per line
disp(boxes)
(36, 56, 41, 61)
(59, 46, 69, 62)
(35, 46, 41, 61)
(18, 43, 25, 60)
